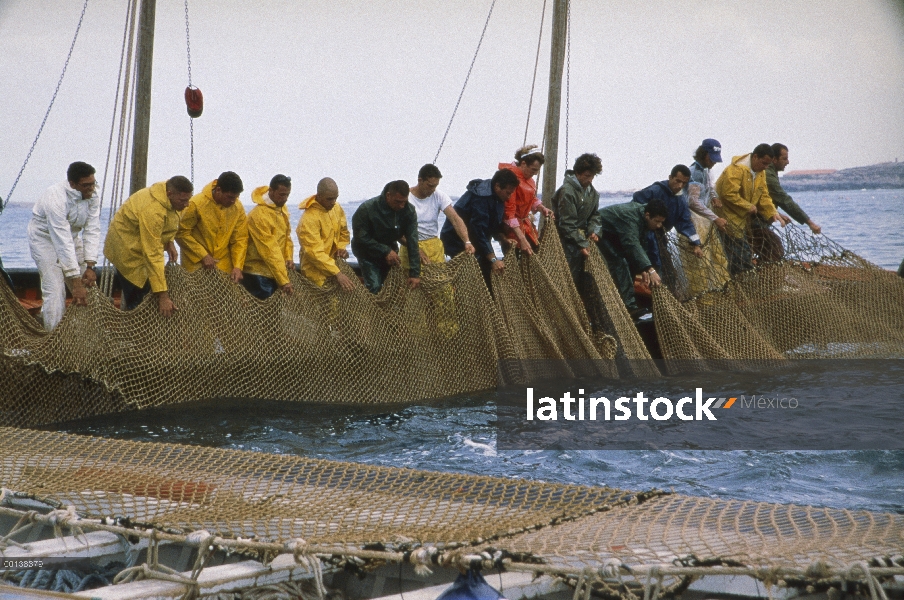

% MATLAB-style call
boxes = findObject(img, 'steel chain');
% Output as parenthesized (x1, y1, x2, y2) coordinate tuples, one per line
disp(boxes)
(185, 0, 195, 184)
(3, 0, 91, 210)
(433, 0, 497, 164)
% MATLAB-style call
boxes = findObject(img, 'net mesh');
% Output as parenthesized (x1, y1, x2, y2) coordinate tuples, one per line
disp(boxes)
(2, 219, 903, 595)
(0, 426, 635, 545)
(0, 228, 617, 428)
(1, 427, 901, 597)
(2, 220, 904, 427)
(651, 219, 904, 369)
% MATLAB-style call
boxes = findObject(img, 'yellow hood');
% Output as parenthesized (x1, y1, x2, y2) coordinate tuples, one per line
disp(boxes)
(201, 179, 217, 199)
(299, 194, 318, 210)
(149, 180, 178, 211)
(252, 185, 277, 207)
(729, 154, 751, 168)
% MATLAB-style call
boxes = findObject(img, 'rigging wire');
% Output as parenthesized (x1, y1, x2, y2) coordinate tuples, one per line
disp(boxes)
(103, 69, 138, 297)
(99, 0, 137, 219)
(433, 0, 498, 164)
(523, 0, 549, 147)
(3, 0, 91, 211)
(565, 0, 571, 168)
(184, 0, 196, 185)
(101, 0, 140, 297)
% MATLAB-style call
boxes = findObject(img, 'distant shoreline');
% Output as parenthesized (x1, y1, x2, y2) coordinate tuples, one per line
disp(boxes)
(597, 161, 904, 196)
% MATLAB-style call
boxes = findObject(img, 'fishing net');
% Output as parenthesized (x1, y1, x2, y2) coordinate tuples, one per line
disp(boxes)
(651, 219, 904, 370)
(1, 217, 903, 428)
(0, 228, 617, 429)
(1, 219, 903, 598)
(1, 427, 901, 598)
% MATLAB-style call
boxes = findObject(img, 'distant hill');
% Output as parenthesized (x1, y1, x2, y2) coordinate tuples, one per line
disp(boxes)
(780, 161, 904, 192)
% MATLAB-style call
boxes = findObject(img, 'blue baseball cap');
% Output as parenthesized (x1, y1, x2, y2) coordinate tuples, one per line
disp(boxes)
(702, 138, 723, 163)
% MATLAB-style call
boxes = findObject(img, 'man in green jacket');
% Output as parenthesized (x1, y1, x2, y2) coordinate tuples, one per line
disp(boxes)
(552, 153, 604, 286)
(597, 199, 667, 319)
(351, 180, 421, 293)
(766, 143, 821, 234)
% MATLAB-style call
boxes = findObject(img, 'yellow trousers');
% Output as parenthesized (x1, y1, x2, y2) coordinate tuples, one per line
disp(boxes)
(400, 236, 446, 270)
(680, 215, 730, 298)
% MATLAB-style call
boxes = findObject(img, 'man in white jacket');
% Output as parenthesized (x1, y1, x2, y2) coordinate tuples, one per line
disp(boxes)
(27, 162, 101, 329)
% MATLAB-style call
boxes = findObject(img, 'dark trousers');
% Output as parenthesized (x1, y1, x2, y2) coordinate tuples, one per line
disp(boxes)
(748, 220, 785, 264)
(117, 271, 152, 311)
(719, 231, 754, 277)
(241, 273, 278, 300)
(358, 257, 390, 294)
(475, 255, 497, 293)
(643, 230, 662, 271)
(645, 229, 680, 293)
(596, 236, 638, 311)
(561, 240, 587, 288)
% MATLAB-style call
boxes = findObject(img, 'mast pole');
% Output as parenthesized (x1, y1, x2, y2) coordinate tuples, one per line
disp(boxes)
(541, 0, 567, 205)
(130, 0, 156, 195)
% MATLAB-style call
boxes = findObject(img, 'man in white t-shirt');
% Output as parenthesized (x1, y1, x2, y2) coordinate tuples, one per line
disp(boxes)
(400, 164, 474, 268)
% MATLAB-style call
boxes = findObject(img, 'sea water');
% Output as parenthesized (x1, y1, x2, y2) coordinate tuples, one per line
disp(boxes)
(1, 189, 903, 513)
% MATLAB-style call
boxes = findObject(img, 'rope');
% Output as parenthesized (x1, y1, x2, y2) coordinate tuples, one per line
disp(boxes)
(100, 0, 140, 296)
(3, 0, 90, 210)
(290, 538, 326, 600)
(181, 530, 215, 600)
(433, 0, 498, 164)
(571, 569, 588, 600)
(844, 562, 891, 600)
(642, 565, 663, 600)
(114, 529, 204, 599)
(184, 0, 196, 185)
(47, 505, 87, 544)
(1, 504, 902, 594)
(410, 546, 437, 576)
(0, 510, 39, 551)
(98, 0, 137, 220)
(523, 0, 548, 146)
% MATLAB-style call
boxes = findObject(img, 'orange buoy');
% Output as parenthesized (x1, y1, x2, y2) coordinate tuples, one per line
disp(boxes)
(185, 86, 203, 118)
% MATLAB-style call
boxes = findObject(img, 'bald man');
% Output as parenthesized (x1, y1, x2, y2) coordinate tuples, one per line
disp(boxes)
(297, 177, 354, 291)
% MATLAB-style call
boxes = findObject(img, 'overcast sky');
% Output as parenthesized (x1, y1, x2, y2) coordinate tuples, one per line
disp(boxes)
(1, 0, 902, 206)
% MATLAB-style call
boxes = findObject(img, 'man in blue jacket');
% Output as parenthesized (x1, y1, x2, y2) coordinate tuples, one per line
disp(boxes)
(441, 168, 519, 289)
(632, 165, 703, 286)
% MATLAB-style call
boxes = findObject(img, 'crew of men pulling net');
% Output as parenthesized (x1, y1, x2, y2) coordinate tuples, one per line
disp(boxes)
(23, 139, 826, 327)
(5, 138, 904, 427)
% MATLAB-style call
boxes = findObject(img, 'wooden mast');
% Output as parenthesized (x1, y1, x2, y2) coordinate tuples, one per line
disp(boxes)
(129, 0, 156, 195)
(541, 0, 567, 205)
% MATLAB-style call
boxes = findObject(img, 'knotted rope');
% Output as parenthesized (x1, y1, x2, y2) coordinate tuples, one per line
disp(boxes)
(114, 529, 205, 600)
(289, 538, 326, 600)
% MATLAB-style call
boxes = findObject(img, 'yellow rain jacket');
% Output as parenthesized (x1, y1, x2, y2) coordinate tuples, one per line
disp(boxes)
(104, 181, 181, 293)
(714, 154, 777, 238)
(176, 180, 249, 274)
(296, 194, 350, 286)
(243, 186, 293, 286)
